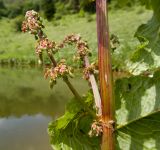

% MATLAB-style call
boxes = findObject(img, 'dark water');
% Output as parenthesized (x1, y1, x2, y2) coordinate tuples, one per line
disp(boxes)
(0, 67, 88, 150)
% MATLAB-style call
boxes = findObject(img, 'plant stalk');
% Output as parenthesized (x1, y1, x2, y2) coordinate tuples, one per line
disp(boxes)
(84, 56, 102, 116)
(38, 35, 82, 101)
(46, 49, 96, 117)
(96, 0, 115, 149)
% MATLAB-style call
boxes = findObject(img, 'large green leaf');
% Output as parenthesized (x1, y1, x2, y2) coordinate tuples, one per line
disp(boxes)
(48, 93, 101, 150)
(127, 0, 160, 75)
(115, 70, 160, 149)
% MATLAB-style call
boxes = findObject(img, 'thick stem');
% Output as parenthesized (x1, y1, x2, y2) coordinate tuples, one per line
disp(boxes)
(84, 56, 102, 116)
(96, 0, 115, 150)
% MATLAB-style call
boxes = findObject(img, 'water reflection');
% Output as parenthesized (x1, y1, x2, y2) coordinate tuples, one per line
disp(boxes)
(0, 115, 52, 150)
(0, 67, 88, 150)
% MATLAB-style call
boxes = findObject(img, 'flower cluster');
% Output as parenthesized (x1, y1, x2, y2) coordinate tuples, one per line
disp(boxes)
(44, 60, 73, 88)
(21, 10, 96, 86)
(83, 62, 98, 80)
(22, 10, 44, 35)
(63, 34, 81, 43)
(76, 40, 90, 59)
(88, 120, 103, 137)
(35, 38, 56, 54)
(89, 119, 115, 137)
(58, 34, 91, 60)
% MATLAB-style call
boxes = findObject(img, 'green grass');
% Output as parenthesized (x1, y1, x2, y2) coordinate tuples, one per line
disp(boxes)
(0, 6, 152, 64)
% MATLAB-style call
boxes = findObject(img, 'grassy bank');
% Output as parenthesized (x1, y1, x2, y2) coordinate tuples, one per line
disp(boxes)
(0, 6, 152, 65)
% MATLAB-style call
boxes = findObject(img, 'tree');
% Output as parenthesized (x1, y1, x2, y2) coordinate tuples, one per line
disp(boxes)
(0, 0, 7, 18)
(41, 0, 55, 20)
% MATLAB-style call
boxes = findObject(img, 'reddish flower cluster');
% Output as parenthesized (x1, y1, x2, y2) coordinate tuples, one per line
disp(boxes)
(58, 34, 91, 60)
(88, 120, 103, 137)
(22, 10, 43, 34)
(44, 60, 73, 82)
(89, 119, 115, 137)
(76, 40, 90, 58)
(63, 34, 81, 43)
(83, 63, 97, 80)
(21, 10, 96, 86)
(35, 38, 55, 54)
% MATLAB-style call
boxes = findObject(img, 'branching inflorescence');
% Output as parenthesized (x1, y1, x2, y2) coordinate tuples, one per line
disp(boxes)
(22, 10, 102, 136)
(22, 10, 93, 82)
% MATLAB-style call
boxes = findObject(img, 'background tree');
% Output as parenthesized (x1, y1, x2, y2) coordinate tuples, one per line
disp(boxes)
(40, 0, 55, 21)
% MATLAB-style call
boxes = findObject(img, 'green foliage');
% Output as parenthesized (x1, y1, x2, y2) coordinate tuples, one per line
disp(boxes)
(7, 2, 23, 18)
(40, 0, 55, 21)
(115, 70, 160, 149)
(0, 0, 96, 20)
(54, 0, 96, 16)
(125, 0, 160, 75)
(0, 0, 5, 9)
(22, 0, 40, 15)
(0, 0, 8, 18)
(80, 0, 96, 13)
(6, 0, 40, 19)
(117, 0, 150, 7)
(112, 3, 160, 148)
(54, 0, 79, 17)
(48, 92, 101, 150)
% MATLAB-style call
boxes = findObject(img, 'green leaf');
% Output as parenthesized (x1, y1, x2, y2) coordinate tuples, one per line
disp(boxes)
(116, 112, 160, 150)
(48, 93, 101, 150)
(128, 0, 160, 75)
(115, 70, 160, 149)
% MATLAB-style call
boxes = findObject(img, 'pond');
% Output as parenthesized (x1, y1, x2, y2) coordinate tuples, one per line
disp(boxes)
(0, 67, 88, 150)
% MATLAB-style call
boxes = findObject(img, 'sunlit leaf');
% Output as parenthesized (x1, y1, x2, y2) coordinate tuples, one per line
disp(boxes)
(127, 0, 160, 75)
(115, 70, 160, 150)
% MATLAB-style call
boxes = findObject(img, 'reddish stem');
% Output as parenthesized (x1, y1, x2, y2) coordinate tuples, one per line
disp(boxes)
(96, 0, 115, 149)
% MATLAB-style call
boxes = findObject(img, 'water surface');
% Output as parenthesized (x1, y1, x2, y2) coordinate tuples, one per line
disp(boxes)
(0, 67, 88, 150)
